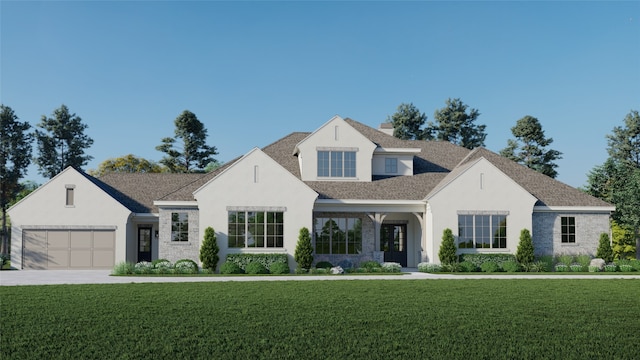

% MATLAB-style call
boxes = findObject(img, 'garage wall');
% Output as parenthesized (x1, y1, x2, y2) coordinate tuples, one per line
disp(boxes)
(7, 167, 132, 269)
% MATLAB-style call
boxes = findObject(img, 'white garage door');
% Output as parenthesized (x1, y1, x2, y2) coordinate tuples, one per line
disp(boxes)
(23, 229, 115, 269)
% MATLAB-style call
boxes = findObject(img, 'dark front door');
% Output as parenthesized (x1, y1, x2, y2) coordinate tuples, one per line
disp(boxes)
(380, 224, 407, 267)
(138, 228, 152, 262)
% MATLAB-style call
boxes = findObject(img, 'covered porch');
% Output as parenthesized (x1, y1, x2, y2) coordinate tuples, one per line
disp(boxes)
(312, 200, 427, 268)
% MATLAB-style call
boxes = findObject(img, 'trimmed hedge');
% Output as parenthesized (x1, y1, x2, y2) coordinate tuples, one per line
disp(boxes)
(226, 253, 288, 270)
(459, 254, 517, 269)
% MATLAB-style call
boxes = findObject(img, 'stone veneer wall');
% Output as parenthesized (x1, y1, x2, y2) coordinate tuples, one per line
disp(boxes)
(532, 212, 610, 257)
(158, 208, 201, 264)
(312, 212, 375, 268)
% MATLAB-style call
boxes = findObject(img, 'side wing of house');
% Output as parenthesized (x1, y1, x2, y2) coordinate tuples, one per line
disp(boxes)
(7, 167, 132, 269)
(425, 158, 538, 264)
(192, 148, 318, 269)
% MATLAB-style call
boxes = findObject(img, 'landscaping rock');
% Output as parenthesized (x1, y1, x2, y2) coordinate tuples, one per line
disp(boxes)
(590, 258, 606, 271)
(330, 266, 344, 275)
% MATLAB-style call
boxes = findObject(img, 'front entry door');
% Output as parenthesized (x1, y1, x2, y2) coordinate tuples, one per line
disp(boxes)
(138, 228, 152, 262)
(380, 224, 407, 267)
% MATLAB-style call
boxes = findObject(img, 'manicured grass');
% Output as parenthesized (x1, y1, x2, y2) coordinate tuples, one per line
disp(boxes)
(2, 280, 639, 359)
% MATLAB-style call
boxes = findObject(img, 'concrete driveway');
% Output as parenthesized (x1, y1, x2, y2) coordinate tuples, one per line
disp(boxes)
(2, 269, 640, 286)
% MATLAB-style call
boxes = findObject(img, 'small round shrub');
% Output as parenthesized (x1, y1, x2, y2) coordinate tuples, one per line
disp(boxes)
(604, 264, 618, 272)
(459, 261, 477, 272)
(315, 261, 333, 269)
(270, 262, 290, 274)
(588, 265, 600, 272)
(152, 259, 171, 267)
(554, 264, 569, 272)
(359, 260, 382, 272)
(569, 264, 584, 272)
(134, 261, 154, 274)
(174, 259, 199, 274)
(619, 264, 633, 272)
(245, 261, 269, 275)
(220, 261, 244, 274)
(480, 261, 499, 273)
(417, 262, 441, 273)
(381, 262, 401, 273)
(501, 261, 520, 273)
(310, 267, 329, 274)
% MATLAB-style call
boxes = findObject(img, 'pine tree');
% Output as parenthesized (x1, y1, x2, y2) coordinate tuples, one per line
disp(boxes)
(156, 110, 218, 173)
(199, 227, 219, 272)
(438, 228, 457, 265)
(294, 227, 314, 271)
(34, 104, 93, 178)
(425, 98, 487, 149)
(596, 233, 613, 262)
(386, 103, 427, 140)
(500, 115, 562, 178)
(516, 229, 535, 265)
(1, 105, 33, 254)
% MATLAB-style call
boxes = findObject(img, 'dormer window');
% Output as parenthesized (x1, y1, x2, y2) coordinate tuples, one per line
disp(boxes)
(317, 150, 356, 178)
(385, 158, 398, 174)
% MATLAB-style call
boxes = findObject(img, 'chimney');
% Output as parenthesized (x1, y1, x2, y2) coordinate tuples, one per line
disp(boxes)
(378, 123, 394, 136)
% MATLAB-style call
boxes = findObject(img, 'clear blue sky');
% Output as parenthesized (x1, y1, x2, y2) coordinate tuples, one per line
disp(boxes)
(2, 1, 639, 188)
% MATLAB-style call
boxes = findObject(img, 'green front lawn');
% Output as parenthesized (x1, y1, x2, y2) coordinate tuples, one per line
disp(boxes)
(2, 280, 639, 359)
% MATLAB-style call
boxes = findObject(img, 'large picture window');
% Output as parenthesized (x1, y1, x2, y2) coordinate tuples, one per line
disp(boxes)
(458, 214, 507, 249)
(561, 217, 576, 243)
(228, 211, 284, 248)
(171, 212, 189, 242)
(317, 151, 356, 178)
(314, 217, 362, 254)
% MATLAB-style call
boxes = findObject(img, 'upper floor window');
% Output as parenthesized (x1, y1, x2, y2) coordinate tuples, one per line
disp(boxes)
(458, 214, 507, 249)
(385, 158, 398, 174)
(171, 212, 189, 242)
(561, 217, 576, 243)
(317, 150, 356, 178)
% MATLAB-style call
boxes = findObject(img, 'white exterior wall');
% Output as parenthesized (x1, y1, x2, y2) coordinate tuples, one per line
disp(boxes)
(296, 116, 377, 182)
(426, 158, 538, 264)
(371, 154, 414, 176)
(194, 148, 318, 270)
(7, 167, 132, 269)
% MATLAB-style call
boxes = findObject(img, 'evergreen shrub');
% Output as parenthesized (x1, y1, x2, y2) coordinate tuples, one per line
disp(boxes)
(220, 261, 244, 274)
(245, 262, 269, 275)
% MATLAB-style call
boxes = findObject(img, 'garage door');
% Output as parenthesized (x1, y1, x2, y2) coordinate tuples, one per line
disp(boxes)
(23, 229, 115, 269)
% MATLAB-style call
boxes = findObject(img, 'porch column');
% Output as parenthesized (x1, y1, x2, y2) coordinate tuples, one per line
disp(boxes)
(412, 211, 426, 262)
(366, 212, 387, 251)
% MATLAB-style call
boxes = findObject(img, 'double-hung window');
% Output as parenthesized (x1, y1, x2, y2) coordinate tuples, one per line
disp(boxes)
(458, 213, 507, 249)
(317, 150, 356, 178)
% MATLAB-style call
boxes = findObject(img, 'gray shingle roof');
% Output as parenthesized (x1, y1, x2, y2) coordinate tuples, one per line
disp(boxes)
(86, 117, 611, 211)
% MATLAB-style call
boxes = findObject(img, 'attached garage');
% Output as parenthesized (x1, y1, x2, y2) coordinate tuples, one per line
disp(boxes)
(22, 229, 116, 269)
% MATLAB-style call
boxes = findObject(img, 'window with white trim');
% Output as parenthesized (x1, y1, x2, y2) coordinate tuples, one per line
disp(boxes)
(228, 211, 284, 248)
(385, 158, 398, 173)
(458, 214, 507, 249)
(317, 151, 356, 177)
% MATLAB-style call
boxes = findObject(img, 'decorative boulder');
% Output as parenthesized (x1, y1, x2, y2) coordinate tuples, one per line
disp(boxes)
(590, 258, 606, 271)
(330, 266, 344, 275)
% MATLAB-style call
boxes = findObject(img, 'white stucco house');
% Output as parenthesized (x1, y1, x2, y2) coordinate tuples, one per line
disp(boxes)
(8, 116, 614, 270)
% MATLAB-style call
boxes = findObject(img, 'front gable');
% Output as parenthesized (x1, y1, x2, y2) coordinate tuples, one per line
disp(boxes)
(8, 167, 132, 225)
(294, 115, 377, 182)
(426, 157, 538, 257)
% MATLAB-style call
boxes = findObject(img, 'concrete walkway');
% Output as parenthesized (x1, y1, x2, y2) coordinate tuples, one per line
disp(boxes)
(2, 269, 640, 286)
